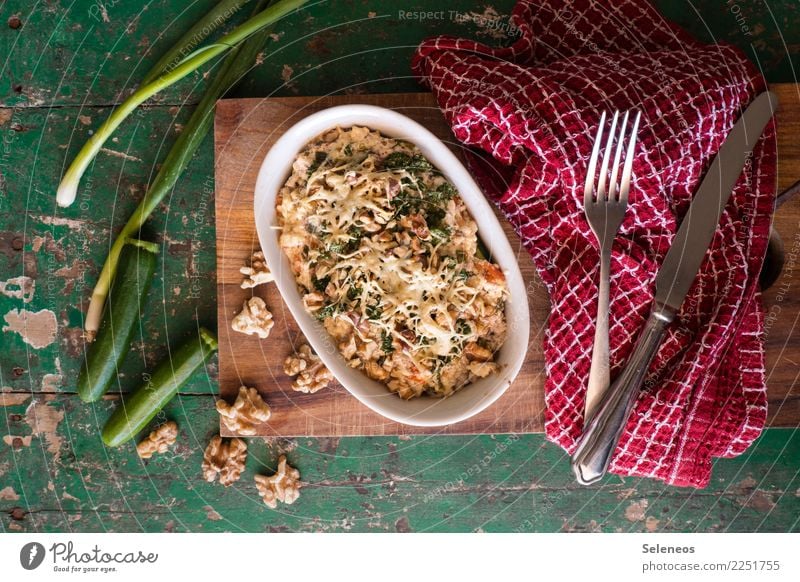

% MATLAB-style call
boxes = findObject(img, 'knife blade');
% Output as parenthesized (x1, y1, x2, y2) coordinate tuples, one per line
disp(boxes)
(655, 90, 779, 316)
(571, 91, 778, 485)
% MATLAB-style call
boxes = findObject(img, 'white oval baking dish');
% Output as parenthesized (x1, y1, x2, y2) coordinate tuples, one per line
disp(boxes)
(253, 104, 529, 426)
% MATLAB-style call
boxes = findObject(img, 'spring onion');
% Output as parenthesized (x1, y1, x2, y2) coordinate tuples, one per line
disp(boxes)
(82, 0, 280, 340)
(56, 0, 309, 208)
(139, 0, 253, 87)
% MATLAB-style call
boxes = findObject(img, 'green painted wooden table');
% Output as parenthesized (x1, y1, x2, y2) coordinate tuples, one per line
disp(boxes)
(1, 0, 798, 533)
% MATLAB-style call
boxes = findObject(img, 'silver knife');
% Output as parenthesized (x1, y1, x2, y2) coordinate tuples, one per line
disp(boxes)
(571, 91, 779, 485)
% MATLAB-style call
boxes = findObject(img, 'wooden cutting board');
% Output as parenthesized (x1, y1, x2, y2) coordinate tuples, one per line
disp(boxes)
(215, 89, 800, 438)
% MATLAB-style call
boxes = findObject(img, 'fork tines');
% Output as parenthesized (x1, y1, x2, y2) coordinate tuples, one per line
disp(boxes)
(583, 110, 641, 205)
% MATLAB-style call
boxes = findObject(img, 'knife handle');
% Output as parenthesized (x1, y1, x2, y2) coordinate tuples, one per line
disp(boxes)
(571, 309, 671, 485)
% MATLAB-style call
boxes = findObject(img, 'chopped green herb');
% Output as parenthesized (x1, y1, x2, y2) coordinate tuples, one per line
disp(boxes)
(325, 228, 363, 256)
(316, 303, 339, 321)
(307, 151, 328, 176)
(390, 191, 423, 217)
(425, 182, 457, 205)
(383, 152, 412, 170)
(425, 206, 446, 228)
(457, 269, 472, 280)
(327, 242, 346, 255)
(366, 303, 382, 320)
(343, 227, 364, 253)
(436, 182, 457, 200)
(347, 286, 362, 300)
(312, 274, 330, 292)
(383, 152, 433, 172)
(430, 227, 451, 243)
(381, 330, 394, 353)
(456, 319, 471, 335)
(343, 144, 352, 156)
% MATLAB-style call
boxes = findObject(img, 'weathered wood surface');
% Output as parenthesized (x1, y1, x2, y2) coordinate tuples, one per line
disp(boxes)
(1, 394, 798, 532)
(1, 0, 798, 110)
(215, 93, 547, 437)
(0, 0, 799, 533)
(216, 88, 800, 437)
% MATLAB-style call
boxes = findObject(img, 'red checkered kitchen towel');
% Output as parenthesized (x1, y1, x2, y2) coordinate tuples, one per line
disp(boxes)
(412, 0, 777, 487)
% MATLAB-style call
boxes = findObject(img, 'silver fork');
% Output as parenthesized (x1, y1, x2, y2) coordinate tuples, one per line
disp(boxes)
(582, 110, 641, 422)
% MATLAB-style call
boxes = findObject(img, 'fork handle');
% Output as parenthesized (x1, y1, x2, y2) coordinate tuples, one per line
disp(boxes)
(571, 309, 671, 485)
(585, 249, 612, 421)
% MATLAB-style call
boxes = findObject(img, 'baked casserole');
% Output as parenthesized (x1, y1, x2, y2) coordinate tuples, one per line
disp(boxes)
(276, 126, 509, 399)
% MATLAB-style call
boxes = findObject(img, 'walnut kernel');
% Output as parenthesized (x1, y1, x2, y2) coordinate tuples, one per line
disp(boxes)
(231, 296, 274, 338)
(202, 435, 247, 486)
(217, 386, 272, 436)
(283, 344, 332, 393)
(240, 250, 274, 289)
(254, 455, 301, 508)
(136, 421, 178, 459)
(293, 366, 334, 393)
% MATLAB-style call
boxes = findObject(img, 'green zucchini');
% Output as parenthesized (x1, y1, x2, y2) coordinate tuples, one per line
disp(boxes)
(77, 238, 159, 403)
(101, 327, 218, 447)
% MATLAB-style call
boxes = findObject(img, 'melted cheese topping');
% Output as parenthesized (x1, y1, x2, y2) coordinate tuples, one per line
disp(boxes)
(276, 126, 508, 398)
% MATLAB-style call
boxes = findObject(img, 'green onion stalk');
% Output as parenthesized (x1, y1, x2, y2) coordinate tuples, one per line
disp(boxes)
(139, 0, 253, 87)
(81, 0, 291, 340)
(56, 0, 308, 209)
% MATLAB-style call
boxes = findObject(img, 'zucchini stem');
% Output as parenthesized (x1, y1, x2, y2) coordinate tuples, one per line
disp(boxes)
(101, 327, 219, 447)
(199, 327, 220, 352)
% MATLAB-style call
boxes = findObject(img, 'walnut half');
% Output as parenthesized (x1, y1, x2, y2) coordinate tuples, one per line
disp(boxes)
(217, 386, 272, 436)
(231, 296, 274, 338)
(283, 343, 332, 393)
(136, 421, 178, 459)
(254, 455, 301, 508)
(240, 250, 274, 289)
(202, 435, 247, 487)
